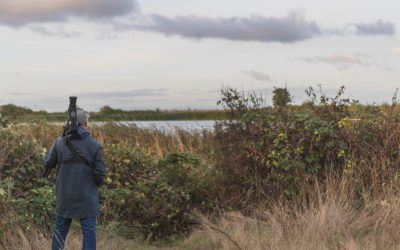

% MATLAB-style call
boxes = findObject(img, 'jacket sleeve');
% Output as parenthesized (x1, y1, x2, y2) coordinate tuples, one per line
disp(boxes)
(43, 140, 59, 170)
(92, 146, 107, 186)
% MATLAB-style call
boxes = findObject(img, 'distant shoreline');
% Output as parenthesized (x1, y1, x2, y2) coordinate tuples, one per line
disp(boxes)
(0, 104, 229, 122)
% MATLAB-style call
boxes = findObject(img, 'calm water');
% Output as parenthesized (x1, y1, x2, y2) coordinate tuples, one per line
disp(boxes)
(94, 120, 216, 133)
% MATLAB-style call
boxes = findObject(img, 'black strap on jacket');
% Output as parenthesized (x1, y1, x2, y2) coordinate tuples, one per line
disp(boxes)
(62, 137, 92, 167)
(62, 137, 102, 185)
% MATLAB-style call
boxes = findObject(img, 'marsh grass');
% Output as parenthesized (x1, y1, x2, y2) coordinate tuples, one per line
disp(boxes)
(194, 177, 400, 250)
(0, 226, 155, 250)
(14, 122, 213, 157)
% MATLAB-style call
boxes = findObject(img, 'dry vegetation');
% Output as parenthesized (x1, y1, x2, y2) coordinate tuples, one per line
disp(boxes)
(4, 177, 400, 250)
(197, 178, 400, 250)
(3, 87, 400, 249)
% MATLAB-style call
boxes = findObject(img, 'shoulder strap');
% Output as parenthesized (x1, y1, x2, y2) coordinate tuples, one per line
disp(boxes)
(61, 137, 101, 185)
(63, 137, 92, 167)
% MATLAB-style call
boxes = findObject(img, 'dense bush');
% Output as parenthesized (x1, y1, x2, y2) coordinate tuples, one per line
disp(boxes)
(100, 144, 214, 239)
(0, 127, 55, 230)
(214, 86, 400, 208)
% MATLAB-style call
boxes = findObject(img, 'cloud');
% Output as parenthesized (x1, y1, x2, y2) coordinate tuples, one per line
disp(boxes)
(243, 70, 273, 82)
(0, 0, 138, 26)
(0, 1, 394, 43)
(79, 89, 169, 99)
(301, 52, 374, 70)
(354, 20, 395, 36)
(29, 25, 81, 37)
(135, 12, 322, 43)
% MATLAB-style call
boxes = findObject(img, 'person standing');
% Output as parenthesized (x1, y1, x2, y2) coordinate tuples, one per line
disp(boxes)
(44, 109, 106, 250)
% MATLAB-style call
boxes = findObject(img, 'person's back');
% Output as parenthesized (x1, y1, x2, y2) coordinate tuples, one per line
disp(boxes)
(44, 109, 106, 250)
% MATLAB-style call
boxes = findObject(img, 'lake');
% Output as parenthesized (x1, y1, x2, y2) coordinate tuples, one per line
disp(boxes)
(94, 120, 217, 133)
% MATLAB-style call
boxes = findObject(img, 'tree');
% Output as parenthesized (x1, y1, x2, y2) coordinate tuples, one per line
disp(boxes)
(0, 104, 33, 116)
(99, 105, 115, 115)
(272, 87, 292, 107)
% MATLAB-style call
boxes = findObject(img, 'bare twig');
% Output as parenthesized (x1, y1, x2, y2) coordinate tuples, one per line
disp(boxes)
(205, 222, 243, 250)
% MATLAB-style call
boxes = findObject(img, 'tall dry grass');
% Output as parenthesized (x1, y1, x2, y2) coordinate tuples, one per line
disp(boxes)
(0, 212, 159, 250)
(195, 177, 400, 250)
(14, 122, 212, 157)
(0, 227, 156, 250)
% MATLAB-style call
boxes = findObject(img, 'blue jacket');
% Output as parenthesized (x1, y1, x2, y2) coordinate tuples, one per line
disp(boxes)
(43, 127, 107, 218)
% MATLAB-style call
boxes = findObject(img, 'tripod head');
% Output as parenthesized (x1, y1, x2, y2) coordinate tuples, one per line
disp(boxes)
(68, 96, 79, 135)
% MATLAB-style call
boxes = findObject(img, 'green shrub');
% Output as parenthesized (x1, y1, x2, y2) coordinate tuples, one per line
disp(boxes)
(99, 147, 214, 239)
(214, 86, 399, 208)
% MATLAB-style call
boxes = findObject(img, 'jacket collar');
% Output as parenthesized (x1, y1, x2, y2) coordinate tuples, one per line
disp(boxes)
(77, 126, 90, 138)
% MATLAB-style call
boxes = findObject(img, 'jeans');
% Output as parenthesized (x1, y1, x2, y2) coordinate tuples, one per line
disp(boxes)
(52, 216, 96, 250)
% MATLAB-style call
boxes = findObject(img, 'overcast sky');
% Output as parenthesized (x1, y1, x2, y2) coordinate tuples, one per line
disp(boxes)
(0, 0, 399, 111)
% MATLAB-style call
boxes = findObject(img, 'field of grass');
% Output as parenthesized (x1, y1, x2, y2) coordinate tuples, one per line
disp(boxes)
(3, 87, 400, 249)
